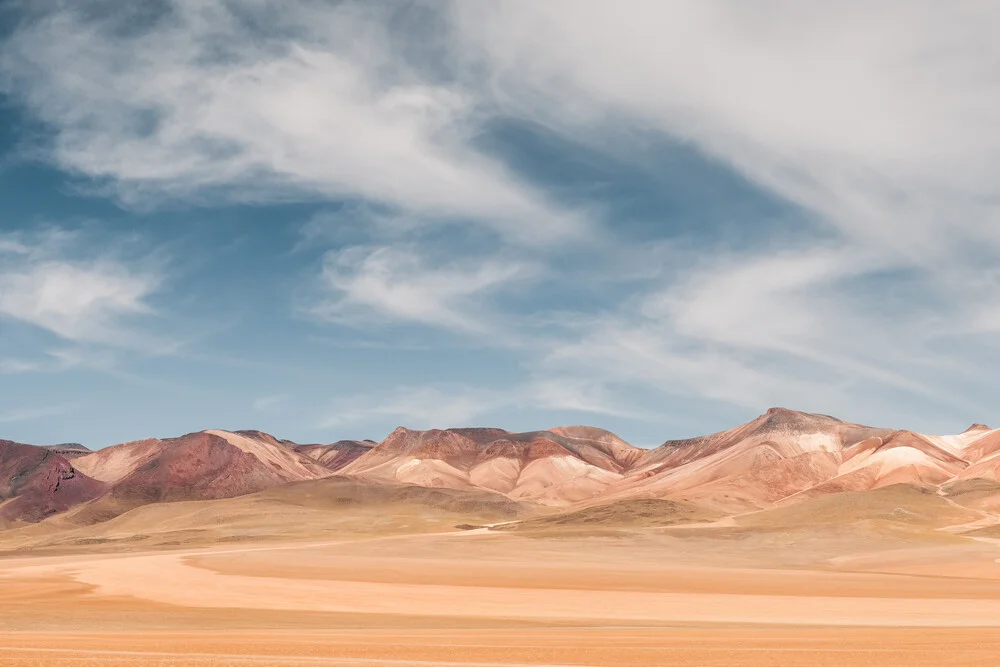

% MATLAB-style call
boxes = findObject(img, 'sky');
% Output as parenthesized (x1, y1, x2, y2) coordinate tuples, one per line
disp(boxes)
(3, 1, 1000, 448)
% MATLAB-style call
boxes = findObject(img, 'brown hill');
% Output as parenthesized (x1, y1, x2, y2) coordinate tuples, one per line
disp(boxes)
(105, 432, 308, 504)
(0, 476, 529, 554)
(491, 498, 722, 534)
(41, 430, 337, 525)
(736, 484, 981, 530)
(589, 408, 894, 510)
(639, 407, 892, 472)
(942, 478, 1000, 512)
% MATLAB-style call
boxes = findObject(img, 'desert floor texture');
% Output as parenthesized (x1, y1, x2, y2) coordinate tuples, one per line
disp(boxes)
(4, 506, 1000, 667)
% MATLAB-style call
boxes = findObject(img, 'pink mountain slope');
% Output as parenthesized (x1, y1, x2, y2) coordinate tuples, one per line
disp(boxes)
(68, 430, 335, 513)
(339, 426, 644, 505)
(601, 409, 1000, 510)
(8, 409, 1000, 523)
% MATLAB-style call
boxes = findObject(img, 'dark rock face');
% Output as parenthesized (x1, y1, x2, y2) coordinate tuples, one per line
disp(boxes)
(0, 440, 105, 523)
(446, 428, 510, 445)
(347, 427, 482, 472)
(477, 438, 573, 463)
(43, 443, 91, 459)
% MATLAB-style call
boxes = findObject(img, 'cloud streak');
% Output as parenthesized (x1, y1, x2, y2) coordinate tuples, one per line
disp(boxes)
(445, 1, 1000, 426)
(314, 244, 534, 334)
(0, 403, 77, 425)
(320, 379, 644, 432)
(0, 229, 162, 346)
(0, 2, 587, 244)
(7, 2, 1000, 438)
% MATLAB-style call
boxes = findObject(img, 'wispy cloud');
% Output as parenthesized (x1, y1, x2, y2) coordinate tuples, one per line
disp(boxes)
(321, 385, 500, 430)
(0, 358, 40, 374)
(525, 376, 648, 420)
(253, 394, 290, 412)
(313, 244, 534, 334)
(320, 379, 644, 432)
(8, 1, 1000, 439)
(452, 2, 1000, 257)
(444, 2, 1000, 426)
(0, 2, 587, 244)
(0, 228, 163, 346)
(0, 261, 157, 342)
(0, 403, 77, 425)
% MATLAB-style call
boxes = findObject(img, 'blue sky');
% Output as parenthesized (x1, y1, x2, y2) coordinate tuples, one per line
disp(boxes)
(3, 1, 1000, 448)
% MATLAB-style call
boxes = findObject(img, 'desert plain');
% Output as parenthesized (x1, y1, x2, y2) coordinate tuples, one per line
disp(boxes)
(5, 410, 1000, 665)
(4, 488, 1000, 665)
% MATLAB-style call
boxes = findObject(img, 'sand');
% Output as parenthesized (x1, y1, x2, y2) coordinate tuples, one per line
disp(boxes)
(3, 519, 1000, 666)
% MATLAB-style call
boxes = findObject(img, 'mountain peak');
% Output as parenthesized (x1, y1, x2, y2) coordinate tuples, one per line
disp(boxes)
(964, 423, 991, 433)
(758, 407, 844, 429)
(763, 406, 838, 419)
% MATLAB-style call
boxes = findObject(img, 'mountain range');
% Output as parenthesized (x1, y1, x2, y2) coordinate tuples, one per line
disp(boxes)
(4, 407, 1000, 528)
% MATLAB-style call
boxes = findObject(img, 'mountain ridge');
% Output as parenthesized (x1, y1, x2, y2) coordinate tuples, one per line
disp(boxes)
(5, 408, 1000, 525)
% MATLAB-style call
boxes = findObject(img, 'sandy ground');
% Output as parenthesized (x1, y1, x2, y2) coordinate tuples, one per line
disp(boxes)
(2, 523, 1000, 666)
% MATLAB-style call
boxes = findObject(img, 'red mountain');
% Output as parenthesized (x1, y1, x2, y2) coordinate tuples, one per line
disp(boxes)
(0, 439, 105, 524)
(8, 408, 1000, 524)
(339, 426, 643, 504)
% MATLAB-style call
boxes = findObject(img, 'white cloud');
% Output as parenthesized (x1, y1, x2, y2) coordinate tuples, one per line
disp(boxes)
(1, 2, 586, 244)
(647, 246, 941, 393)
(440, 2, 1000, 425)
(0, 262, 156, 342)
(533, 237, 991, 424)
(0, 358, 40, 374)
(321, 379, 643, 433)
(314, 244, 532, 333)
(451, 1, 1000, 257)
(0, 230, 162, 345)
(9, 2, 1000, 434)
(321, 385, 498, 430)
(525, 376, 647, 419)
(0, 239, 30, 255)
